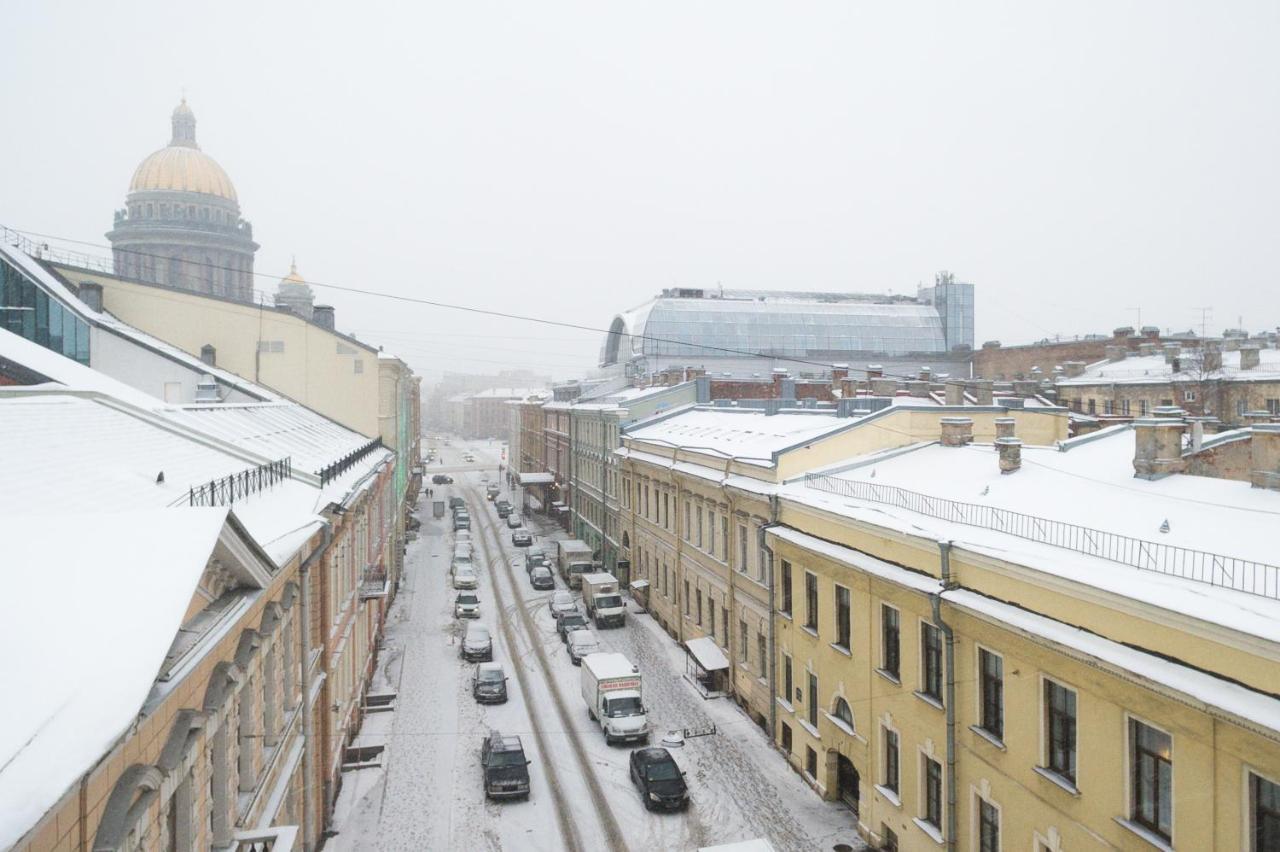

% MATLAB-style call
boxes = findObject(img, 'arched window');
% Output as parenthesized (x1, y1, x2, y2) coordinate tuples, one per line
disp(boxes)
(833, 696, 854, 731)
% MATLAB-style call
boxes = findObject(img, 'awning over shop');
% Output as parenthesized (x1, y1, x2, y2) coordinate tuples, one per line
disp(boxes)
(556, 504, 570, 513)
(684, 636, 729, 672)
(629, 580, 650, 591)
(518, 472, 555, 485)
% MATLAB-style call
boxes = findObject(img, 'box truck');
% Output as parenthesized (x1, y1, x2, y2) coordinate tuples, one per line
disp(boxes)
(580, 652, 648, 745)
(556, 539, 594, 590)
(581, 572, 626, 629)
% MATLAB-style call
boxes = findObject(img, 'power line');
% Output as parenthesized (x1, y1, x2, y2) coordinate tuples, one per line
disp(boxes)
(12, 225, 953, 382)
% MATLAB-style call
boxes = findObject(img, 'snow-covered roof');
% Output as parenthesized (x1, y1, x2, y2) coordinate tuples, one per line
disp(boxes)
(0, 509, 229, 851)
(160, 402, 377, 476)
(624, 407, 854, 467)
(685, 636, 730, 671)
(784, 427, 1280, 641)
(767, 526, 1280, 738)
(469, 387, 545, 399)
(0, 328, 159, 408)
(0, 243, 277, 402)
(1058, 348, 1280, 385)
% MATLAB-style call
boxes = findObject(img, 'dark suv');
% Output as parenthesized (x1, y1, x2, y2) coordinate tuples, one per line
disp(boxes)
(629, 747, 688, 811)
(480, 731, 531, 800)
(495, 499, 513, 518)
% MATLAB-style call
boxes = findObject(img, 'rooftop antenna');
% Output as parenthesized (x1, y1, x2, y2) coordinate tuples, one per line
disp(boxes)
(1192, 306, 1213, 339)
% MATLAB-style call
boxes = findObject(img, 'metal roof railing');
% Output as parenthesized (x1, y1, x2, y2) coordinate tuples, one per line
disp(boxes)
(190, 457, 292, 507)
(803, 473, 1280, 600)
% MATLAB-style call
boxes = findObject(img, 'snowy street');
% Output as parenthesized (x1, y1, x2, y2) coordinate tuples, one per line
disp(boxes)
(328, 439, 862, 852)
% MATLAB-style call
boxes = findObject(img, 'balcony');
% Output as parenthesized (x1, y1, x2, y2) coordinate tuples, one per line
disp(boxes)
(360, 566, 390, 600)
(234, 826, 298, 852)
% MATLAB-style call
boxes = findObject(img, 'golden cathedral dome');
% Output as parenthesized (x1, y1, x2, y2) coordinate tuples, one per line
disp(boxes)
(127, 99, 239, 202)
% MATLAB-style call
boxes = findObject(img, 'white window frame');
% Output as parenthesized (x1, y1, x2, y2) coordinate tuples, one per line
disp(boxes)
(972, 786, 1002, 852)
(1123, 711, 1175, 847)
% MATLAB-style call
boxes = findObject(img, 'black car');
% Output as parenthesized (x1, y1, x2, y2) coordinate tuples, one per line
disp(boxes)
(629, 747, 689, 811)
(525, 551, 547, 575)
(472, 662, 508, 704)
(511, 530, 533, 547)
(481, 732, 531, 800)
(495, 504, 513, 520)
(449, 496, 465, 510)
(556, 612, 589, 642)
(432, 474, 454, 485)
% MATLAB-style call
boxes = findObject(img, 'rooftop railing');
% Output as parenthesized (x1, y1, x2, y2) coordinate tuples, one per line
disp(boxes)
(803, 473, 1280, 600)
(189, 457, 292, 506)
(318, 437, 384, 487)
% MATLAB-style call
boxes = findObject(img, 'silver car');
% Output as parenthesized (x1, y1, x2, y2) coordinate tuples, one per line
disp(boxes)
(549, 591, 577, 620)
(455, 591, 480, 619)
(566, 629, 600, 665)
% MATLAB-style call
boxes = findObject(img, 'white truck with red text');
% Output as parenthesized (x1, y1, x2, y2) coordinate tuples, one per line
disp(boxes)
(580, 653, 648, 745)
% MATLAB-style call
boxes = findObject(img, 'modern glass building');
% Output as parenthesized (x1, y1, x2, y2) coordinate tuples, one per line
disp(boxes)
(1, 240, 92, 365)
(600, 278, 974, 371)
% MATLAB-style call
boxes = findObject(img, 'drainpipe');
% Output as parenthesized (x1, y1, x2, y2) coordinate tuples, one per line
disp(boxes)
(299, 525, 331, 852)
(758, 493, 781, 743)
(721, 455, 737, 705)
(673, 446, 685, 644)
(932, 540, 958, 852)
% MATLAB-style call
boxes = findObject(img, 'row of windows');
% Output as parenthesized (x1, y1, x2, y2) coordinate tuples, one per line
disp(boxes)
(127, 201, 239, 226)
(0, 256, 92, 364)
(779, 564, 1280, 849)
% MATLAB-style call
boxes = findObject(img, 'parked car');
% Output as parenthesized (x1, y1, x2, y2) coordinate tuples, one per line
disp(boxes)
(454, 592, 480, 619)
(495, 500, 513, 518)
(453, 566, 478, 590)
(511, 530, 533, 547)
(486, 484, 501, 501)
(454, 542, 473, 561)
(557, 612, 589, 642)
(431, 473, 453, 485)
(456, 530, 473, 546)
(453, 513, 471, 532)
(525, 551, 548, 574)
(461, 623, 493, 662)
(480, 731, 530, 800)
(472, 662, 508, 704)
(629, 747, 689, 811)
(549, 591, 577, 620)
(530, 566, 555, 591)
(463, 452, 476, 462)
(566, 629, 600, 665)
(449, 496, 465, 510)
(505, 513, 523, 529)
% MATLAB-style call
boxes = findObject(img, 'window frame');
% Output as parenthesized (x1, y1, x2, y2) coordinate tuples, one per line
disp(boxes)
(1128, 714, 1174, 842)
(920, 621, 943, 703)
(976, 793, 1000, 852)
(922, 753, 944, 831)
(880, 604, 901, 680)
(1248, 768, 1280, 852)
(1041, 676, 1078, 787)
(882, 726, 900, 795)
(834, 583, 851, 651)
(804, 571, 818, 632)
(779, 560, 793, 616)
(977, 646, 1004, 742)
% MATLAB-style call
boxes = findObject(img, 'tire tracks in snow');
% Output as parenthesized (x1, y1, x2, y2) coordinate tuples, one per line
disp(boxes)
(467, 484, 586, 852)
(468, 483, 630, 852)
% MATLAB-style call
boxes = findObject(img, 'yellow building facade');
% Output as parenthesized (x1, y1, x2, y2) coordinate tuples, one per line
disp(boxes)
(49, 263, 382, 437)
(619, 404, 1280, 851)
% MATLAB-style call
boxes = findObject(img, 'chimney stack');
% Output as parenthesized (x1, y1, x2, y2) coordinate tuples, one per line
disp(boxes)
(1133, 408, 1188, 479)
(940, 416, 974, 447)
(1138, 342, 1158, 357)
(1062, 361, 1086, 378)
(1240, 344, 1261, 371)
(944, 380, 966, 406)
(831, 364, 849, 387)
(771, 367, 788, 398)
(1141, 325, 1161, 340)
(996, 437, 1022, 473)
(200, 344, 217, 367)
(906, 380, 931, 398)
(1012, 379, 1039, 397)
(1163, 343, 1182, 365)
(77, 281, 104, 312)
(1224, 337, 1241, 352)
(1203, 342, 1223, 372)
(871, 377, 900, 397)
(918, 366, 933, 383)
(1250, 424, 1280, 490)
(994, 417, 1016, 446)
(1113, 326, 1135, 341)
(971, 379, 994, 406)
(313, 304, 335, 331)
(866, 364, 884, 380)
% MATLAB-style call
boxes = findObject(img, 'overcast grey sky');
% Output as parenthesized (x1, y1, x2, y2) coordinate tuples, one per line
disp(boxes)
(3, 1, 1278, 379)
